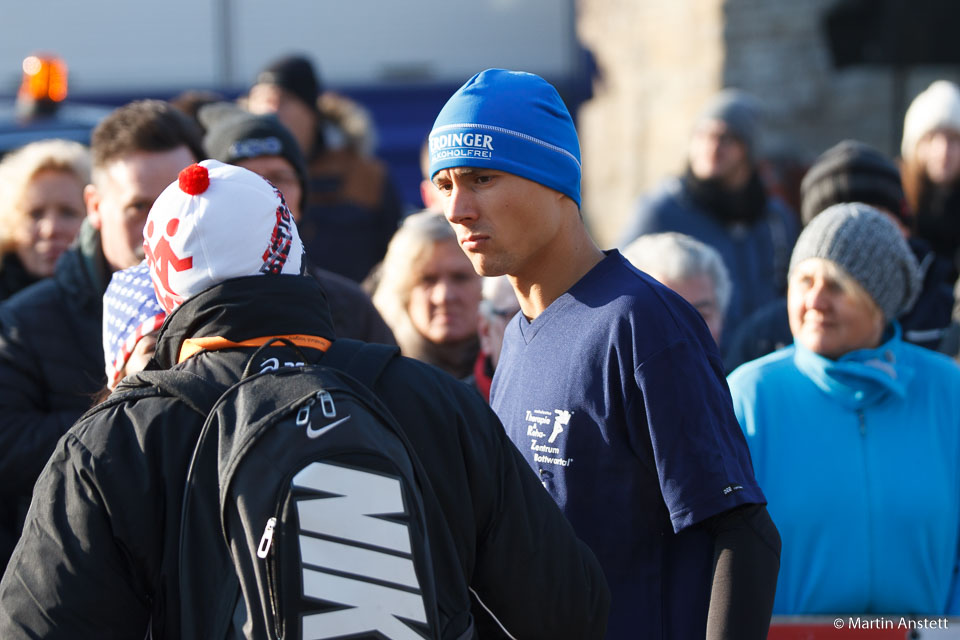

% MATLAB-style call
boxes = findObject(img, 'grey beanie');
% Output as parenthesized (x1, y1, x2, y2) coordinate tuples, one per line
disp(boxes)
(789, 203, 921, 320)
(697, 89, 761, 156)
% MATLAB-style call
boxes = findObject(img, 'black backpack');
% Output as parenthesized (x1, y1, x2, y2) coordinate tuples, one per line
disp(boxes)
(128, 338, 469, 640)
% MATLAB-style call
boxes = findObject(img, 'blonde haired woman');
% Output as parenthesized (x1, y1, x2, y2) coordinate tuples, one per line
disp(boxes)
(372, 211, 482, 377)
(0, 139, 90, 299)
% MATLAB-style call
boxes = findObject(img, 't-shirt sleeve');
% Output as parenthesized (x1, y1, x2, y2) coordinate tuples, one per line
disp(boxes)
(631, 339, 765, 533)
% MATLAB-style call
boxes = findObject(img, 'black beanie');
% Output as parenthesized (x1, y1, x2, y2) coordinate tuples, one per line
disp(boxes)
(800, 140, 908, 227)
(254, 55, 321, 112)
(201, 106, 308, 212)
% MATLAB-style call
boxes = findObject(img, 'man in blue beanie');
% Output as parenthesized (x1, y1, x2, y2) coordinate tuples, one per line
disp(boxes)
(429, 69, 780, 640)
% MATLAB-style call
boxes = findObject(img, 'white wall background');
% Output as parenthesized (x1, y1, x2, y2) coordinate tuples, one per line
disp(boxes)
(0, 0, 578, 94)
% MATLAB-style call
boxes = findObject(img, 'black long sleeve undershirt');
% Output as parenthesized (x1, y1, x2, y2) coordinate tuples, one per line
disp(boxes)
(697, 503, 781, 640)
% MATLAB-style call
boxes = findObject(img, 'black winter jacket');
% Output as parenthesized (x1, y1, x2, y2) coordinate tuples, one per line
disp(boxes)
(0, 275, 610, 639)
(307, 262, 396, 346)
(0, 227, 395, 569)
(0, 223, 109, 569)
(0, 253, 42, 303)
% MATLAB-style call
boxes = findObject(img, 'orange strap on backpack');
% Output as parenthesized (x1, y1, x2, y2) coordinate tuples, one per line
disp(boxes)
(178, 334, 331, 364)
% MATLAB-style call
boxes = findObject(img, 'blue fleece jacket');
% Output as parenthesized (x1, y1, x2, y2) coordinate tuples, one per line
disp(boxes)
(728, 326, 960, 615)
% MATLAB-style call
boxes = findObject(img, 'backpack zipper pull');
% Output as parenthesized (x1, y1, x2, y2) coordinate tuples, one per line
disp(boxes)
(257, 517, 277, 558)
(317, 389, 336, 418)
(295, 400, 314, 426)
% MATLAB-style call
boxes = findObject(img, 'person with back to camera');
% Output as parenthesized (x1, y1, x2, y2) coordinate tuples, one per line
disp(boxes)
(727, 202, 960, 615)
(0, 139, 89, 300)
(0, 159, 610, 638)
(430, 67, 780, 640)
(371, 211, 482, 379)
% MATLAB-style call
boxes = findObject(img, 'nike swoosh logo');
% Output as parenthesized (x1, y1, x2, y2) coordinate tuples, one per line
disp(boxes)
(306, 415, 351, 439)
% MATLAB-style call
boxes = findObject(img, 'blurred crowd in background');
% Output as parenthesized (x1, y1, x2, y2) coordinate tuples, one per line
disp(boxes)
(1, 48, 959, 625)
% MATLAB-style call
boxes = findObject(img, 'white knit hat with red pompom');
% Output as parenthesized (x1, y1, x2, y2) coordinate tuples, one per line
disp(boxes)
(143, 159, 304, 313)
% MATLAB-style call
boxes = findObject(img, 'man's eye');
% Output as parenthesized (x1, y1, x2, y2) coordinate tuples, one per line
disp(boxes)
(125, 203, 151, 219)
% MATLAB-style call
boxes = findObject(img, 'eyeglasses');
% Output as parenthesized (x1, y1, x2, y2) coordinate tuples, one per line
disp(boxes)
(488, 307, 517, 319)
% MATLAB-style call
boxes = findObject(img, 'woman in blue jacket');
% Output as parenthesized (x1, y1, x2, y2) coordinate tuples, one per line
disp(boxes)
(728, 202, 960, 615)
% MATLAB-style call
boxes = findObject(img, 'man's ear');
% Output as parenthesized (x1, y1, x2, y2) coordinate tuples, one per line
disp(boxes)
(84, 183, 102, 230)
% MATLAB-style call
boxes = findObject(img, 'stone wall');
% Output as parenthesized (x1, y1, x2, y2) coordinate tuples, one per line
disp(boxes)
(577, 0, 726, 247)
(577, 0, 960, 247)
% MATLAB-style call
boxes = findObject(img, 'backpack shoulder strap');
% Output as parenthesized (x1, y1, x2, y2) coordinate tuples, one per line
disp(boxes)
(321, 338, 400, 389)
(79, 369, 225, 423)
(128, 369, 225, 417)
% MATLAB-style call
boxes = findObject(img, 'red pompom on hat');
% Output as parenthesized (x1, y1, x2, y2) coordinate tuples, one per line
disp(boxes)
(178, 163, 210, 195)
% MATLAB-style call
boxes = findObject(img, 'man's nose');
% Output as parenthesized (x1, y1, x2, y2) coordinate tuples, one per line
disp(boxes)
(444, 184, 477, 225)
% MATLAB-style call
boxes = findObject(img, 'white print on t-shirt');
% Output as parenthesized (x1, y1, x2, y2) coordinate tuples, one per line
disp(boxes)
(524, 409, 575, 471)
(548, 410, 571, 443)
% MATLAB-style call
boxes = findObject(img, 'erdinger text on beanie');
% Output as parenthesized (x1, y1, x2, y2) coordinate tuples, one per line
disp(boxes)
(428, 68, 582, 207)
(143, 160, 304, 313)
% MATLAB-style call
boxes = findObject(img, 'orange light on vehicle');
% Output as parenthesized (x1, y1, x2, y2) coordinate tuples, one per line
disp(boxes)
(19, 55, 68, 103)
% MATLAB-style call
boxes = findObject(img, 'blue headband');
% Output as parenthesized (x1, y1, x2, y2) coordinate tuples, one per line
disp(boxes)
(428, 69, 582, 207)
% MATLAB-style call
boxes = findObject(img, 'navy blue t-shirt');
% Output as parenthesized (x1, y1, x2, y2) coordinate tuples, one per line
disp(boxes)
(491, 251, 765, 639)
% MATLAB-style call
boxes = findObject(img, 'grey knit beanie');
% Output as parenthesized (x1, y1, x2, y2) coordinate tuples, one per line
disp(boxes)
(696, 89, 761, 157)
(788, 203, 921, 320)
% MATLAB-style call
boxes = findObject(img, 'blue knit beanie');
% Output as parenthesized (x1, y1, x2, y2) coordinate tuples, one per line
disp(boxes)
(428, 69, 582, 207)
